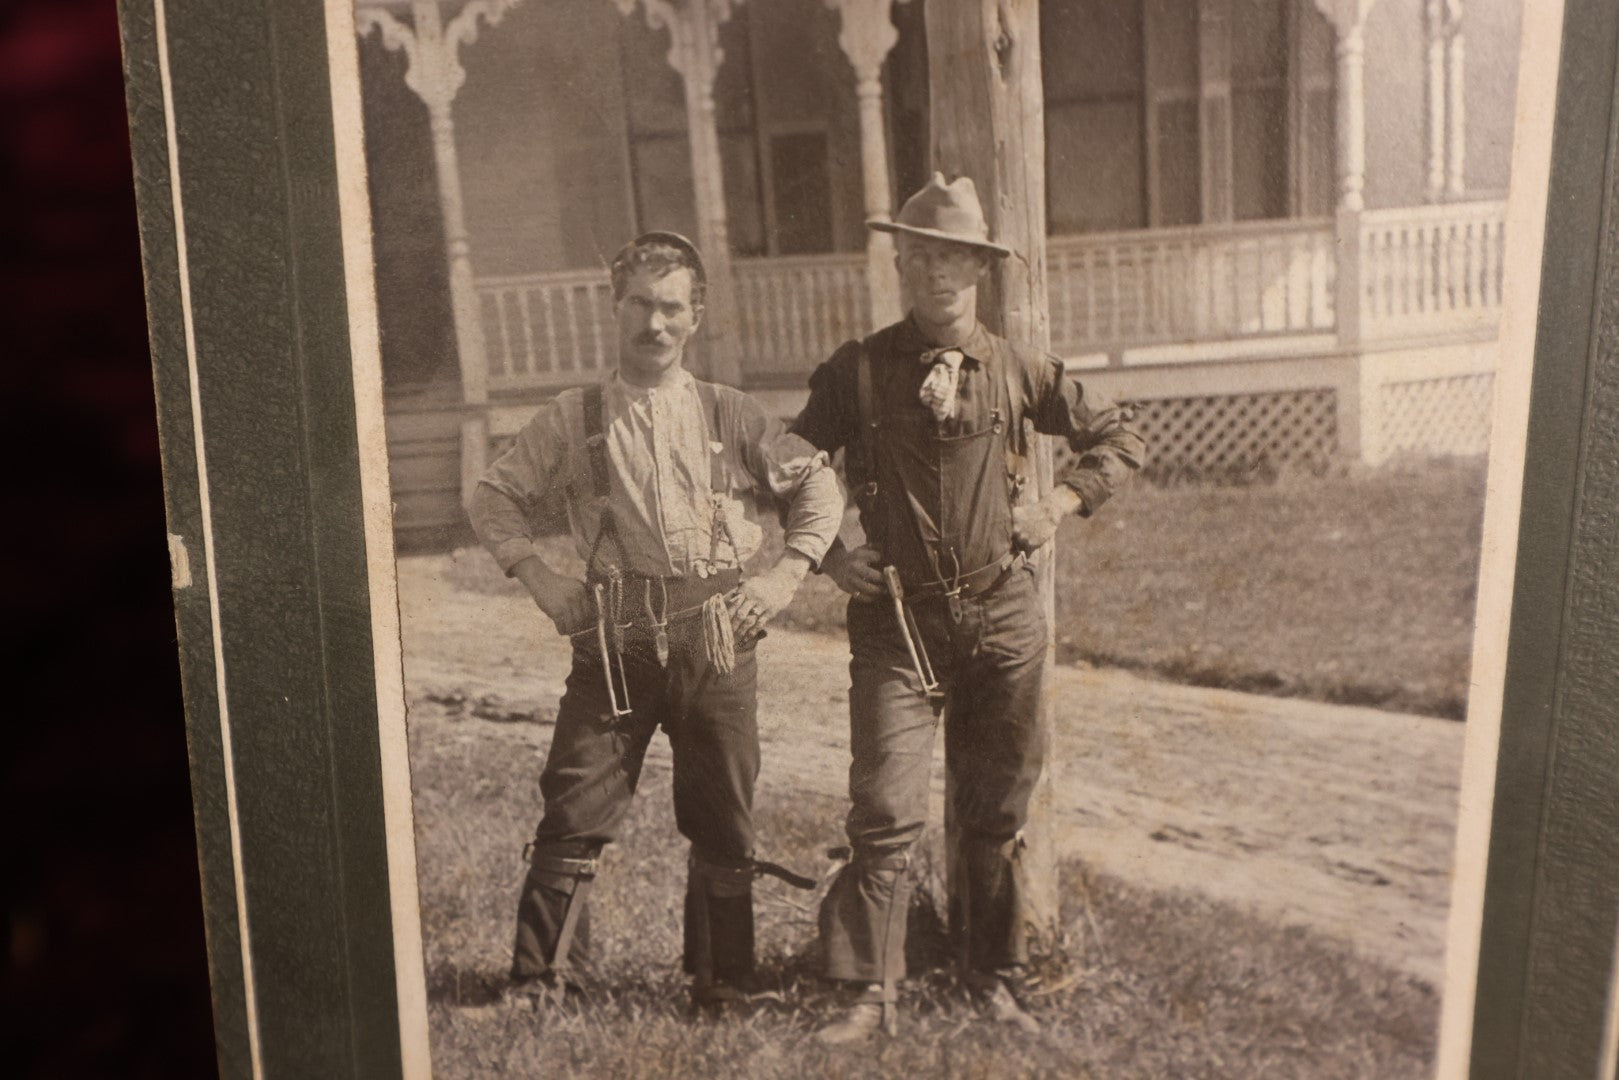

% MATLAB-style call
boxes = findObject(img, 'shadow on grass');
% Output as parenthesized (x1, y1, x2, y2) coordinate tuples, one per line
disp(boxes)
(414, 691, 1440, 1078)
(424, 861, 1437, 1079)
(425, 871, 956, 1012)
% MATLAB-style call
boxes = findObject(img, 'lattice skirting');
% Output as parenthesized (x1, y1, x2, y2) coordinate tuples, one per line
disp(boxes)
(481, 376, 1491, 497)
(1124, 388, 1339, 480)
(1373, 372, 1495, 461)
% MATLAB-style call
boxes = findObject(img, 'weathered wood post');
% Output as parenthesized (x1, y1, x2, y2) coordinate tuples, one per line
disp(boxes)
(924, 0, 1060, 947)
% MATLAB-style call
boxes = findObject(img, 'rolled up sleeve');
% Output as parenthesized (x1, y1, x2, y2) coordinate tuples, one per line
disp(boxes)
(729, 392, 841, 568)
(1024, 353, 1146, 516)
(467, 396, 572, 574)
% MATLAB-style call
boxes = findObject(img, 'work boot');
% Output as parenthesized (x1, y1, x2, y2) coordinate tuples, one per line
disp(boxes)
(690, 976, 751, 1019)
(501, 971, 585, 1013)
(969, 970, 1040, 1035)
(813, 1001, 888, 1046)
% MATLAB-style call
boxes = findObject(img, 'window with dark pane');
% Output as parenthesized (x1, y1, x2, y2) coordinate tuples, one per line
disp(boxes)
(1043, 0, 1147, 233)
(620, 6, 766, 256)
(1232, 0, 1289, 221)
(768, 131, 834, 255)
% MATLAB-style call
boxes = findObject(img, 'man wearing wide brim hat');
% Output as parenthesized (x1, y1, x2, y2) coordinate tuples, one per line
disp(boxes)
(867, 172, 1014, 258)
(792, 174, 1145, 1042)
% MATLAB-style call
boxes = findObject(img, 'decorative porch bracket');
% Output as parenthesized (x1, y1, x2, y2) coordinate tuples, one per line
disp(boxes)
(825, 0, 908, 328)
(613, 0, 745, 388)
(357, 0, 524, 502)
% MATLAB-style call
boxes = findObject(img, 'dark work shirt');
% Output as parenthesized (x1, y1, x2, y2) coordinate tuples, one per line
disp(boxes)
(791, 317, 1145, 585)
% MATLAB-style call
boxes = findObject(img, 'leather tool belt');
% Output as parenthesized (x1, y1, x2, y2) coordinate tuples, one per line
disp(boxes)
(577, 568, 741, 641)
(900, 550, 1026, 604)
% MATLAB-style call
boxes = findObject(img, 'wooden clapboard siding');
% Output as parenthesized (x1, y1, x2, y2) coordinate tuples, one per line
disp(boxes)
(385, 387, 466, 540)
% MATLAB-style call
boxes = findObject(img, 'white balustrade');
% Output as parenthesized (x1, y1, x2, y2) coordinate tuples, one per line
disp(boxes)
(477, 269, 618, 390)
(732, 253, 870, 381)
(471, 202, 1503, 393)
(1360, 200, 1506, 336)
(1045, 220, 1336, 357)
(475, 253, 870, 391)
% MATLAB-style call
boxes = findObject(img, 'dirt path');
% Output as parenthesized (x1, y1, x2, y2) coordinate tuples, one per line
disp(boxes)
(397, 555, 1463, 987)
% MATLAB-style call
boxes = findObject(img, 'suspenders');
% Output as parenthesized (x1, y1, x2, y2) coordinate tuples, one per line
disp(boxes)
(530, 381, 812, 1004)
(852, 334, 1028, 636)
(581, 381, 729, 504)
(850, 333, 1030, 511)
(578, 378, 740, 687)
(854, 333, 882, 511)
(1002, 358, 1030, 501)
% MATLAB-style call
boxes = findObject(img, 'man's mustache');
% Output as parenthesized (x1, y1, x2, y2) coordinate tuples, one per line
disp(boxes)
(636, 332, 672, 347)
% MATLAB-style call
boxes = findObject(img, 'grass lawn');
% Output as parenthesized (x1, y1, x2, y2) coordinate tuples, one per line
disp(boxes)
(445, 460, 1485, 719)
(412, 717, 1437, 1078)
(768, 461, 1485, 719)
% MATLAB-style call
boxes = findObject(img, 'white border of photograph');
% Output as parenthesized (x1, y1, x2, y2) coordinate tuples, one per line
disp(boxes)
(312, 2, 1571, 1076)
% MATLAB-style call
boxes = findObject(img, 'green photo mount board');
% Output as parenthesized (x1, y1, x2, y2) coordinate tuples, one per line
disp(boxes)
(118, 1, 1619, 1076)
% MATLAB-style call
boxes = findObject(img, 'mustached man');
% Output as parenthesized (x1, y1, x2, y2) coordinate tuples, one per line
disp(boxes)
(469, 232, 842, 1012)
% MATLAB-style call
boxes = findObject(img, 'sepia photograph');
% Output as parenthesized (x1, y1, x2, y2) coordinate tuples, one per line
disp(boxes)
(335, 0, 1539, 1074)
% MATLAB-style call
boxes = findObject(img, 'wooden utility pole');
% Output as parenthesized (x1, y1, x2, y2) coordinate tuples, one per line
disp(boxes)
(925, 0, 1060, 945)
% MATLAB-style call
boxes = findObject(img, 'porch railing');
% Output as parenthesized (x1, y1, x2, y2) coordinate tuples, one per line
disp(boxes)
(476, 253, 870, 391)
(1360, 200, 1506, 337)
(1046, 219, 1336, 356)
(733, 252, 870, 379)
(479, 267, 616, 391)
(474, 202, 1506, 393)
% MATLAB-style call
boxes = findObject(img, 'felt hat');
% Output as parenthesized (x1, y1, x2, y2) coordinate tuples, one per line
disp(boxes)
(869, 173, 1012, 258)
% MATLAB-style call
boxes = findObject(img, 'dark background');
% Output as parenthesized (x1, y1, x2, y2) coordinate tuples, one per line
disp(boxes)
(0, 0, 217, 1075)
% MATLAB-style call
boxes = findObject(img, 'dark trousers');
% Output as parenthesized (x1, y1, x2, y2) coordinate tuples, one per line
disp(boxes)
(511, 627, 760, 985)
(820, 566, 1048, 983)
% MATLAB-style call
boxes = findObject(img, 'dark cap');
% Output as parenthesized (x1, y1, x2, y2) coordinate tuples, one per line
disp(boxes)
(611, 230, 707, 291)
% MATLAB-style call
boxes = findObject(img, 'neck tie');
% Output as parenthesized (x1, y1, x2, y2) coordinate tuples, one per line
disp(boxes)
(918, 348, 964, 423)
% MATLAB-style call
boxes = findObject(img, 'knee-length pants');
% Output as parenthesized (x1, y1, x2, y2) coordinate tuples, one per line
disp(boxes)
(511, 629, 759, 984)
(819, 567, 1048, 983)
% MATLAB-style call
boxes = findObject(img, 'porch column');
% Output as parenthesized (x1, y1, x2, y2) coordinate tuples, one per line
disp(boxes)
(1332, 9, 1367, 216)
(1324, 1, 1370, 348)
(1444, 0, 1466, 197)
(1424, 0, 1447, 201)
(825, 0, 906, 327)
(357, 0, 522, 502)
(1313, 0, 1376, 463)
(615, 0, 744, 387)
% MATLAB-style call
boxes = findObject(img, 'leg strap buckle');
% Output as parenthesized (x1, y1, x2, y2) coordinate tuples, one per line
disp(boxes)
(532, 853, 600, 879)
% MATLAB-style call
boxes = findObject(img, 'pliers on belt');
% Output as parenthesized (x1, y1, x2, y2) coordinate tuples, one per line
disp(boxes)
(882, 566, 943, 706)
(591, 575, 633, 718)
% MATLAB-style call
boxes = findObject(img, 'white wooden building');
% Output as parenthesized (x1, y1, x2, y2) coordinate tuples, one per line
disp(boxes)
(352, 0, 1519, 539)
